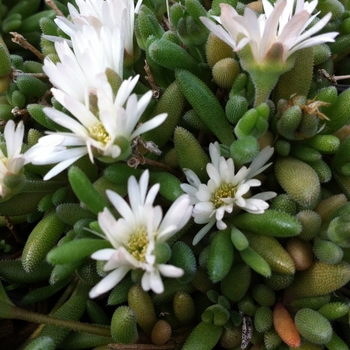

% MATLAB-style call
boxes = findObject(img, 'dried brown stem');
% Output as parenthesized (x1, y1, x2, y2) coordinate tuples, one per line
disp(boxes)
(144, 60, 161, 99)
(4, 217, 23, 244)
(13, 71, 48, 80)
(10, 33, 44, 61)
(319, 69, 350, 85)
(128, 155, 178, 175)
(45, 0, 65, 16)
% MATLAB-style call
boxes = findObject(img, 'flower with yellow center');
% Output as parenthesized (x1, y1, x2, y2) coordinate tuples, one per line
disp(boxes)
(181, 142, 276, 245)
(89, 170, 193, 298)
(200, 0, 338, 105)
(0, 120, 28, 198)
(25, 74, 167, 180)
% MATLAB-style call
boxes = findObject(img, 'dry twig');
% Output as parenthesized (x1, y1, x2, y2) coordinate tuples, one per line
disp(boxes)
(10, 33, 44, 61)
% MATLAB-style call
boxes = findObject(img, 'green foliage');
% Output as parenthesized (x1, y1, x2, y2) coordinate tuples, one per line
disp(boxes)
(47, 238, 112, 265)
(128, 284, 157, 334)
(220, 263, 251, 302)
(181, 321, 223, 350)
(232, 210, 302, 238)
(68, 166, 110, 215)
(174, 126, 210, 182)
(294, 308, 333, 345)
(22, 211, 65, 272)
(207, 229, 234, 282)
(175, 69, 235, 145)
(275, 156, 321, 208)
(169, 241, 196, 283)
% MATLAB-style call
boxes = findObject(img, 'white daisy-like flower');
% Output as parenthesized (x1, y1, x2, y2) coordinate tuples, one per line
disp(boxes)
(89, 170, 193, 298)
(43, 24, 124, 103)
(25, 75, 167, 180)
(0, 120, 28, 198)
(49, 0, 142, 57)
(181, 142, 276, 245)
(201, 0, 338, 64)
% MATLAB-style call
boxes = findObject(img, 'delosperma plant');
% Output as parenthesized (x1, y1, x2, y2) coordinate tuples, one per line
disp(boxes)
(0, 0, 350, 348)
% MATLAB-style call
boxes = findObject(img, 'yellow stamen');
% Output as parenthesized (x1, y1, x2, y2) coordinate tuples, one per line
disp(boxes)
(0, 156, 9, 167)
(126, 227, 149, 262)
(88, 122, 111, 144)
(211, 182, 237, 209)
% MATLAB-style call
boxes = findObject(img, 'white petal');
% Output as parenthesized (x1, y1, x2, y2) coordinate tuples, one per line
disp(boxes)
(142, 269, 164, 294)
(130, 113, 167, 139)
(158, 264, 184, 278)
(192, 220, 216, 245)
(183, 168, 201, 188)
(106, 189, 134, 222)
(91, 248, 116, 260)
(89, 266, 130, 298)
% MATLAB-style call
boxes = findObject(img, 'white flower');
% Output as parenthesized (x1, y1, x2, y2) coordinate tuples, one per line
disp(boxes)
(25, 75, 167, 180)
(49, 0, 142, 57)
(89, 170, 193, 298)
(43, 24, 124, 103)
(0, 120, 28, 198)
(181, 142, 276, 245)
(201, 0, 338, 64)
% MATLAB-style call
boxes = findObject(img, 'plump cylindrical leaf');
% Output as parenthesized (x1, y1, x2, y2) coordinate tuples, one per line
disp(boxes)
(294, 308, 332, 345)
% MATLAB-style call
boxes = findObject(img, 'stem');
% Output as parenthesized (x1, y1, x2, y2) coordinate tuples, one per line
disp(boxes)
(251, 70, 280, 107)
(10, 32, 44, 61)
(2, 303, 111, 337)
(45, 0, 64, 16)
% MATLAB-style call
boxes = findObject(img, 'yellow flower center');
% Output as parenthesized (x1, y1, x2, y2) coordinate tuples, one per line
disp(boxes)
(126, 227, 149, 262)
(0, 156, 9, 167)
(211, 182, 237, 209)
(88, 122, 111, 144)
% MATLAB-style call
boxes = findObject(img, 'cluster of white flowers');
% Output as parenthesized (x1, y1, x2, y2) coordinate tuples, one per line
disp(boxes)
(1, 0, 337, 296)
(25, 0, 167, 180)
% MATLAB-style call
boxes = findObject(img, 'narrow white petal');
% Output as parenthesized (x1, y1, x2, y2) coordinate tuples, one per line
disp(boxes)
(98, 209, 121, 248)
(193, 220, 216, 245)
(91, 248, 116, 260)
(106, 189, 134, 222)
(43, 150, 87, 180)
(183, 168, 201, 188)
(130, 113, 168, 139)
(89, 266, 130, 298)
(158, 264, 184, 278)
(142, 269, 164, 293)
